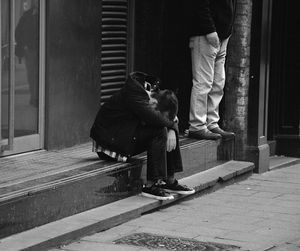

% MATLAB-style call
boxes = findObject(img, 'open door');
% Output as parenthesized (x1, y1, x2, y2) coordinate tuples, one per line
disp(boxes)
(268, 0, 300, 157)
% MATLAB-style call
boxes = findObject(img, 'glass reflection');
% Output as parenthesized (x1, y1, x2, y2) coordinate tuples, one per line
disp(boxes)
(14, 0, 39, 137)
(1, 0, 9, 139)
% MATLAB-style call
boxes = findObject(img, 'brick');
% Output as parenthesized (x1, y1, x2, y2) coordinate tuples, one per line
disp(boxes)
(236, 106, 246, 117)
(237, 96, 248, 106)
(235, 3, 252, 16)
(235, 14, 252, 27)
(236, 86, 248, 96)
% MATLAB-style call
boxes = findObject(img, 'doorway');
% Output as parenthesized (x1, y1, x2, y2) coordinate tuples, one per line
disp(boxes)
(268, 0, 300, 157)
(1, 0, 45, 156)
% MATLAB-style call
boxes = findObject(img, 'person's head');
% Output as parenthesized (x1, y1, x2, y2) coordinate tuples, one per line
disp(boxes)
(150, 89, 178, 121)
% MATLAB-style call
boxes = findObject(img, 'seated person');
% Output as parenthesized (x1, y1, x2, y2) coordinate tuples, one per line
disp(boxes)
(90, 71, 195, 200)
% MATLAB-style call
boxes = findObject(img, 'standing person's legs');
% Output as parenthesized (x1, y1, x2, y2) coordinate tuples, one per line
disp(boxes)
(207, 38, 235, 139)
(189, 36, 215, 131)
(207, 38, 229, 130)
(188, 36, 221, 140)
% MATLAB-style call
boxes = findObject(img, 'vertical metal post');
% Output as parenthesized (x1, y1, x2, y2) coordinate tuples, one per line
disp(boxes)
(39, 0, 45, 148)
(8, 0, 15, 150)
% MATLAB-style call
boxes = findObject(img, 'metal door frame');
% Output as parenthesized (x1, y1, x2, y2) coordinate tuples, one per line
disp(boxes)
(0, 0, 45, 156)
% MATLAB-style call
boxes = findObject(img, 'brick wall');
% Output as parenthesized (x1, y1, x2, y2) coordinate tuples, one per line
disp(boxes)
(223, 0, 253, 159)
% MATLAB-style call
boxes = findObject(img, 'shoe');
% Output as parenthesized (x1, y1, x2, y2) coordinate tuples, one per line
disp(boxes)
(97, 152, 115, 161)
(179, 128, 189, 137)
(188, 129, 221, 140)
(210, 127, 235, 139)
(159, 180, 195, 195)
(141, 184, 174, 200)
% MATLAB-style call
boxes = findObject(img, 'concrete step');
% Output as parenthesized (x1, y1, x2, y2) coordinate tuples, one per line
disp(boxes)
(269, 155, 300, 171)
(0, 160, 254, 251)
(268, 140, 276, 156)
(274, 136, 300, 157)
(0, 137, 232, 239)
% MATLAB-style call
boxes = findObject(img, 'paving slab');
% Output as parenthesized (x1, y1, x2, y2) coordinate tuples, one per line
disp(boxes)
(52, 162, 300, 251)
(0, 160, 254, 251)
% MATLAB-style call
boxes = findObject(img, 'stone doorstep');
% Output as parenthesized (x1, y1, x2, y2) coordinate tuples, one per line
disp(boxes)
(0, 137, 223, 240)
(268, 156, 300, 171)
(0, 160, 254, 251)
(0, 137, 218, 201)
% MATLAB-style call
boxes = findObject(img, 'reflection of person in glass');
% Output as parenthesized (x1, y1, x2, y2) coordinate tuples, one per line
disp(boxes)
(15, 0, 39, 106)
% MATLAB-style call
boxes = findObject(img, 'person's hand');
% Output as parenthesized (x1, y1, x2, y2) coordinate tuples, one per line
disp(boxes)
(167, 129, 176, 152)
(146, 90, 158, 109)
(206, 32, 220, 48)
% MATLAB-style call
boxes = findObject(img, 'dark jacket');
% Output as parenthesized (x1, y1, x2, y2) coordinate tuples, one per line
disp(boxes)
(15, 8, 39, 52)
(90, 72, 178, 156)
(186, 0, 236, 39)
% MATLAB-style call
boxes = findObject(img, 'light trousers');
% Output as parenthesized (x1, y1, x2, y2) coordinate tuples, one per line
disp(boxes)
(189, 36, 229, 131)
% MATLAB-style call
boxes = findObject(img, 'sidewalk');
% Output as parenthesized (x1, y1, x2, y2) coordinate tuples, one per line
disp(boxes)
(50, 162, 300, 251)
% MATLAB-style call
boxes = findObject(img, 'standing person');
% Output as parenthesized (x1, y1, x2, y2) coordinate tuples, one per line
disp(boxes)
(15, 0, 39, 106)
(90, 72, 195, 201)
(187, 0, 236, 140)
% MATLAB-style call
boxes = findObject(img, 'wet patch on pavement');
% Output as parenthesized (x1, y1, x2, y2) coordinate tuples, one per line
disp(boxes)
(114, 232, 240, 250)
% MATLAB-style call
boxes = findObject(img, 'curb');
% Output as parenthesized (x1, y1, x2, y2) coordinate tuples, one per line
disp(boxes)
(269, 156, 300, 171)
(0, 160, 254, 251)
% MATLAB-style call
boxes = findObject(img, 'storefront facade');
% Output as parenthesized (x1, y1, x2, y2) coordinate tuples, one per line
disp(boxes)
(1, 0, 110, 156)
(1, 0, 299, 168)
(1, 0, 46, 155)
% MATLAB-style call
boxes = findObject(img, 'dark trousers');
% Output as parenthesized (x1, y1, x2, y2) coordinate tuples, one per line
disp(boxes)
(132, 125, 183, 182)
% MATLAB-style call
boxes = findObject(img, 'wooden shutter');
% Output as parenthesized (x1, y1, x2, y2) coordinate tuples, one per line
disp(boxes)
(100, 0, 129, 104)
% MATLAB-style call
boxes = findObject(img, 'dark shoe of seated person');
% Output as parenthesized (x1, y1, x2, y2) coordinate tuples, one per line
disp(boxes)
(210, 127, 235, 139)
(97, 152, 116, 161)
(141, 184, 174, 201)
(158, 180, 195, 195)
(188, 128, 221, 140)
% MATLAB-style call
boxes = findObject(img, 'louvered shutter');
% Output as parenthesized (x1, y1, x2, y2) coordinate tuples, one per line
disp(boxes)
(100, 0, 129, 104)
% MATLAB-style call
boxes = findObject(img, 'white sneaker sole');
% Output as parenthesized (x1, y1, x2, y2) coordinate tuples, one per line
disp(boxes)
(163, 189, 195, 195)
(141, 192, 174, 201)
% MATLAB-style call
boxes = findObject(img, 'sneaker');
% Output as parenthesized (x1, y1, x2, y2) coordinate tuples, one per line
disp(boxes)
(141, 185, 174, 200)
(159, 180, 195, 195)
